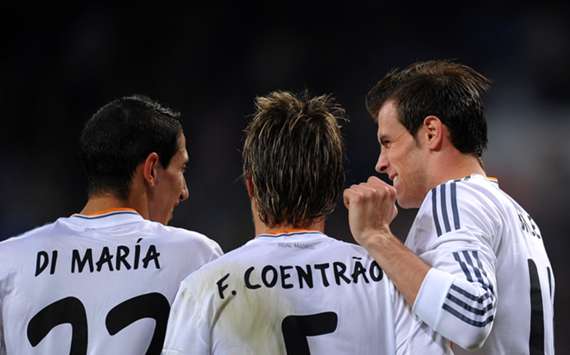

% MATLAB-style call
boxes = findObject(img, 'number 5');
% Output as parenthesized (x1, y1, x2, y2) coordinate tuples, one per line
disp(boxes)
(281, 312, 338, 355)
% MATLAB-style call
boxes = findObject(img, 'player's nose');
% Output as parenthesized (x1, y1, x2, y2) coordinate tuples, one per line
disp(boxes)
(180, 180, 189, 202)
(375, 150, 388, 174)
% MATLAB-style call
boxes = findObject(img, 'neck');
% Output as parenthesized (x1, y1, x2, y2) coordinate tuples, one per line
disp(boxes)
(428, 152, 486, 189)
(255, 220, 325, 236)
(80, 193, 149, 218)
(250, 204, 325, 236)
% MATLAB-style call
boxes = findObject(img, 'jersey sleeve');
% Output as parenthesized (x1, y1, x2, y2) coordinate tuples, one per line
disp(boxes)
(0, 248, 12, 355)
(209, 240, 223, 261)
(0, 306, 5, 355)
(393, 287, 452, 355)
(411, 181, 501, 350)
(162, 275, 213, 355)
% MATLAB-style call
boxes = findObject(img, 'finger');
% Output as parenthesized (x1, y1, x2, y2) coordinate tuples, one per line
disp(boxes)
(356, 184, 378, 194)
(343, 188, 360, 208)
(385, 185, 397, 199)
(343, 189, 352, 208)
(367, 176, 388, 187)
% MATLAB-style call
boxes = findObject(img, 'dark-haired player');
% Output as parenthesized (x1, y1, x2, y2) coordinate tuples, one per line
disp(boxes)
(345, 60, 555, 354)
(0, 95, 221, 354)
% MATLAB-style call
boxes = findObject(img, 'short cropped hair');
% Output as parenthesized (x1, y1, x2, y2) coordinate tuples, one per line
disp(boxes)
(80, 95, 182, 200)
(366, 60, 491, 157)
(243, 91, 346, 228)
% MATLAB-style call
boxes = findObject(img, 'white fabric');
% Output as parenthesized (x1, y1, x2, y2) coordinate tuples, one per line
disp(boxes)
(0, 211, 221, 355)
(163, 231, 451, 355)
(408, 175, 555, 354)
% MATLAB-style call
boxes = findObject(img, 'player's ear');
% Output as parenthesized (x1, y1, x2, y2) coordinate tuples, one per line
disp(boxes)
(245, 175, 255, 199)
(422, 115, 444, 151)
(142, 152, 161, 187)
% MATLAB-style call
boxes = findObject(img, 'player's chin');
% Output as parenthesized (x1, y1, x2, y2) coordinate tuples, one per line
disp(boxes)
(395, 193, 411, 209)
(396, 194, 422, 209)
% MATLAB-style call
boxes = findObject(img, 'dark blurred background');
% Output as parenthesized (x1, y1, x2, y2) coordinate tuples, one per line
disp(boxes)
(1, 2, 568, 352)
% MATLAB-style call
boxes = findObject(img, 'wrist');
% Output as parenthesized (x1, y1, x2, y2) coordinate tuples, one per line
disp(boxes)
(360, 227, 393, 250)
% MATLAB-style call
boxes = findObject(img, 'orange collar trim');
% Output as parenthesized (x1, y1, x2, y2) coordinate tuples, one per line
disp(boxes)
(78, 207, 139, 217)
(257, 228, 321, 236)
(261, 228, 320, 235)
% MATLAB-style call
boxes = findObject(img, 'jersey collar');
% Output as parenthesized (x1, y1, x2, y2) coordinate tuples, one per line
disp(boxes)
(465, 174, 499, 185)
(67, 208, 143, 228)
(256, 228, 324, 239)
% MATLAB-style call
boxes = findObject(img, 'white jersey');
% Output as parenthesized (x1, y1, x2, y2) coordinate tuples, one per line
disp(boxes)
(162, 231, 451, 355)
(408, 174, 554, 354)
(0, 209, 222, 355)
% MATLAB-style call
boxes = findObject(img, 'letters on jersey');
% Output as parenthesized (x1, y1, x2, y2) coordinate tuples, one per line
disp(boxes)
(0, 211, 222, 355)
(215, 257, 383, 299)
(35, 238, 161, 276)
(163, 232, 452, 355)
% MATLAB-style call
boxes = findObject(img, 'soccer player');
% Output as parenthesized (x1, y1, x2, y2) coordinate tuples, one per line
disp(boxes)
(0, 95, 222, 355)
(344, 60, 555, 354)
(162, 91, 451, 355)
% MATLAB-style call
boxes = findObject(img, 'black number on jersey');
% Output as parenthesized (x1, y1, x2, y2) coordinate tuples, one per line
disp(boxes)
(27, 297, 88, 355)
(281, 312, 338, 355)
(528, 259, 545, 355)
(106, 293, 170, 355)
(26, 293, 169, 355)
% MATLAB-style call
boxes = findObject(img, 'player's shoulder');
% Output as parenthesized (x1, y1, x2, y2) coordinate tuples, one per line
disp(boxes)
(420, 175, 509, 214)
(177, 243, 242, 291)
(416, 174, 511, 239)
(185, 238, 253, 274)
(0, 220, 59, 249)
(324, 236, 372, 257)
(143, 221, 221, 251)
(0, 220, 64, 265)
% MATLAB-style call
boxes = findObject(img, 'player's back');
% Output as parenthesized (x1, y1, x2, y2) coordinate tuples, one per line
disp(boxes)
(0, 210, 221, 355)
(475, 178, 554, 355)
(164, 231, 448, 355)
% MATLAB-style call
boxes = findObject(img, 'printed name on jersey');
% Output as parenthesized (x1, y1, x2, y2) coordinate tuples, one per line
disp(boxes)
(216, 257, 384, 300)
(431, 181, 461, 237)
(35, 238, 161, 276)
(442, 250, 495, 327)
(517, 209, 542, 239)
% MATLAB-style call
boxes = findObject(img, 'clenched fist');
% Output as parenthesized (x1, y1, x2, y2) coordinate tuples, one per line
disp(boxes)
(343, 176, 398, 248)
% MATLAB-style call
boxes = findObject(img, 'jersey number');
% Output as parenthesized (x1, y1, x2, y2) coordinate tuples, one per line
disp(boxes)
(281, 312, 338, 355)
(528, 259, 552, 355)
(27, 292, 169, 355)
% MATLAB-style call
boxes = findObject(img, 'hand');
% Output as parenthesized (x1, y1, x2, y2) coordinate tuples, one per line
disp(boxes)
(343, 176, 398, 248)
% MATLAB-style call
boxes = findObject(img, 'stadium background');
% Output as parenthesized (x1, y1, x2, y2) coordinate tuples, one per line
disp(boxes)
(1, 3, 568, 352)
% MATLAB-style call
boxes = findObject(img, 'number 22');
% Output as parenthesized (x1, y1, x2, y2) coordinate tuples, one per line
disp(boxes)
(27, 292, 169, 355)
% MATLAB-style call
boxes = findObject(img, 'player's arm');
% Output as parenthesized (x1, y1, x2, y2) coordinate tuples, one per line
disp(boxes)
(162, 277, 212, 355)
(343, 177, 430, 306)
(345, 177, 498, 350)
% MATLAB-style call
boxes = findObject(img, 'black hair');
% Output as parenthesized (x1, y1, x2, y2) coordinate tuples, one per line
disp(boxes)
(79, 95, 182, 200)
